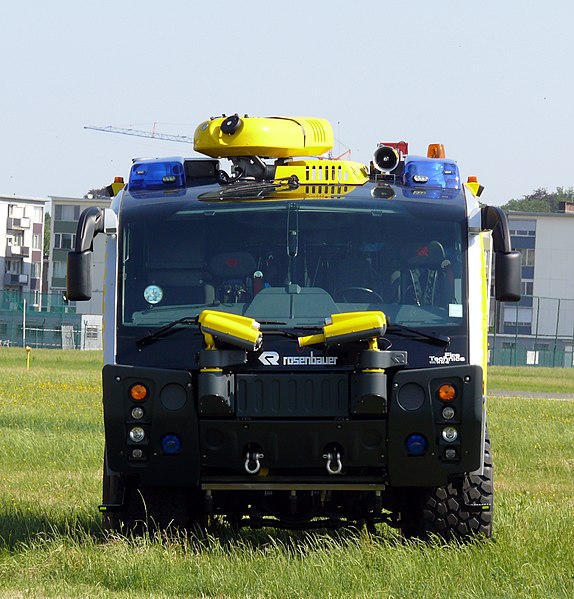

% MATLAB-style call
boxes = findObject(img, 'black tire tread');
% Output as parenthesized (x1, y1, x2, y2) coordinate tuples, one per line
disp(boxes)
(402, 429, 493, 541)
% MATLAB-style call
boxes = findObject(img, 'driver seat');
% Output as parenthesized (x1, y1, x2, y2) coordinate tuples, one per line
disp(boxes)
(391, 241, 454, 307)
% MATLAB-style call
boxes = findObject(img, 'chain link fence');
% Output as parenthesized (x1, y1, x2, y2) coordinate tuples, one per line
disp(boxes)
(489, 296, 574, 367)
(2, 290, 573, 364)
(0, 290, 102, 350)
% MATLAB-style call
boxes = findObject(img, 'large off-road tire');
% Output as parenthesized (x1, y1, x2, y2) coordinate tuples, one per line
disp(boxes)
(402, 429, 493, 541)
(101, 453, 124, 533)
(102, 456, 205, 534)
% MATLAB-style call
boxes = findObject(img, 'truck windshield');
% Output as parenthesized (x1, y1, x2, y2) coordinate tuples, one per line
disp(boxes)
(119, 200, 467, 331)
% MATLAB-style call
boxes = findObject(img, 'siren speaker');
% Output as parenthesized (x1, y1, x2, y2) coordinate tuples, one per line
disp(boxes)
(373, 146, 399, 173)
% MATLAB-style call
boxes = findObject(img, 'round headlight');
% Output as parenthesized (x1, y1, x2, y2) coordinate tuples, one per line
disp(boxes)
(442, 426, 458, 443)
(131, 406, 144, 420)
(143, 285, 163, 305)
(442, 406, 455, 420)
(129, 426, 145, 443)
(444, 448, 457, 460)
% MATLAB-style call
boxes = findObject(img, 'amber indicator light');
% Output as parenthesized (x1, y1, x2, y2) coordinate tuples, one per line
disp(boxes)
(130, 384, 148, 401)
(437, 383, 456, 402)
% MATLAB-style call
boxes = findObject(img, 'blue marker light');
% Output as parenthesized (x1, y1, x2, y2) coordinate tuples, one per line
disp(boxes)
(129, 158, 186, 191)
(405, 433, 428, 456)
(161, 433, 182, 455)
(404, 157, 460, 190)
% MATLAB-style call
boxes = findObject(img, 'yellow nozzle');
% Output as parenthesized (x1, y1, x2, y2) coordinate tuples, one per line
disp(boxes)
(298, 311, 387, 348)
(199, 310, 262, 351)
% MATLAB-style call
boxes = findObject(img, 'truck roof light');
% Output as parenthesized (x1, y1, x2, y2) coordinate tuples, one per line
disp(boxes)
(129, 158, 186, 191)
(465, 176, 485, 197)
(404, 157, 460, 190)
(427, 144, 446, 159)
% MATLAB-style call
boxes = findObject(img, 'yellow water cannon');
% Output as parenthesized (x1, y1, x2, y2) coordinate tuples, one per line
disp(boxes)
(298, 311, 387, 349)
(194, 114, 369, 187)
(198, 310, 262, 351)
(194, 115, 334, 158)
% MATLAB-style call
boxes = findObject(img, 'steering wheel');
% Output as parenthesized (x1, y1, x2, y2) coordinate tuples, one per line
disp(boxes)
(333, 287, 384, 303)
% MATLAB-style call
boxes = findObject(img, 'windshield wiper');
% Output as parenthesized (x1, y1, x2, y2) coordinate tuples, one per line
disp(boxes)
(136, 317, 198, 348)
(259, 324, 323, 338)
(386, 323, 450, 347)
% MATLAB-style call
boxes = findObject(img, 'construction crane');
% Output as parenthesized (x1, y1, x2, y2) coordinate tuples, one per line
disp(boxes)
(84, 123, 353, 160)
(84, 124, 194, 144)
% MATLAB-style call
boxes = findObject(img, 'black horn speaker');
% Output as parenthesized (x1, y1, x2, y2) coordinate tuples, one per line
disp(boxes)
(373, 146, 399, 173)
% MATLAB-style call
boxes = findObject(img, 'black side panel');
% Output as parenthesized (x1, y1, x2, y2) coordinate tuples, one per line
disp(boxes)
(103, 364, 200, 488)
(387, 364, 483, 486)
(236, 373, 348, 418)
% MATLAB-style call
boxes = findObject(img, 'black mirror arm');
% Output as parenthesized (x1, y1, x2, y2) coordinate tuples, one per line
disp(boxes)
(481, 205, 512, 254)
(74, 207, 105, 253)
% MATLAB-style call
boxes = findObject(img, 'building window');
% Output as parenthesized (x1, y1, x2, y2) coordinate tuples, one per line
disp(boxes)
(534, 343, 549, 351)
(509, 219, 536, 236)
(503, 306, 532, 326)
(33, 233, 42, 250)
(33, 207, 43, 222)
(521, 280, 534, 296)
(54, 233, 75, 249)
(7, 232, 24, 246)
(53, 261, 66, 278)
(54, 204, 80, 221)
(517, 247, 535, 267)
(31, 262, 41, 278)
(5, 260, 22, 274)
(8, 205, 24, 218)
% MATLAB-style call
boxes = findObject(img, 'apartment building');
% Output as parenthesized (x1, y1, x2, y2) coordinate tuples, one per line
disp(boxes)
(490, 204, 574, 365)
(48, 195, 111, 316)
(0, 195, 46, 306)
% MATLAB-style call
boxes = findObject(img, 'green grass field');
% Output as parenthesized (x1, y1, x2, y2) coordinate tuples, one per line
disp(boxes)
(0, 348, 573, 597)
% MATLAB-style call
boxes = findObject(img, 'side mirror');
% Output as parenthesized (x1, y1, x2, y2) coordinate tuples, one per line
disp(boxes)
(495, 251, 521, 302)
(67, 250, 93, 301)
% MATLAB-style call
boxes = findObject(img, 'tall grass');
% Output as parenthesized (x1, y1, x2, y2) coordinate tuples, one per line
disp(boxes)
(0, 349, 572, 597)
(489, 365, 574, 394)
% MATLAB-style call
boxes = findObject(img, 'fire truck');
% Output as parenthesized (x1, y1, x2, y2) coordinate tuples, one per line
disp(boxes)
(67, 115, 520, 539)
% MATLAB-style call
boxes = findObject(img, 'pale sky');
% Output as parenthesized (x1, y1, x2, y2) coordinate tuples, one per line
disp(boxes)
(1, 0, 572, 206)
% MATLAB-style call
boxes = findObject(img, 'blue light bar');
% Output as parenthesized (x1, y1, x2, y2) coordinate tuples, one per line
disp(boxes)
(129, 157, 186, 191)
(403, 157, 460, 190)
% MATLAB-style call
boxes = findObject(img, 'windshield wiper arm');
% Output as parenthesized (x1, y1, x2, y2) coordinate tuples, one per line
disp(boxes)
(136, 317, 198, 348)
(386, 324, 450, 346)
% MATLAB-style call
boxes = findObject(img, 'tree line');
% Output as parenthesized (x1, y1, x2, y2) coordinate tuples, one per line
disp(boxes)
(501, 187, 574, 213)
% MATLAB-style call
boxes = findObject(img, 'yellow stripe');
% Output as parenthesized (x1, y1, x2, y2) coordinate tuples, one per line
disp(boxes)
(479, 232, 489, 388)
